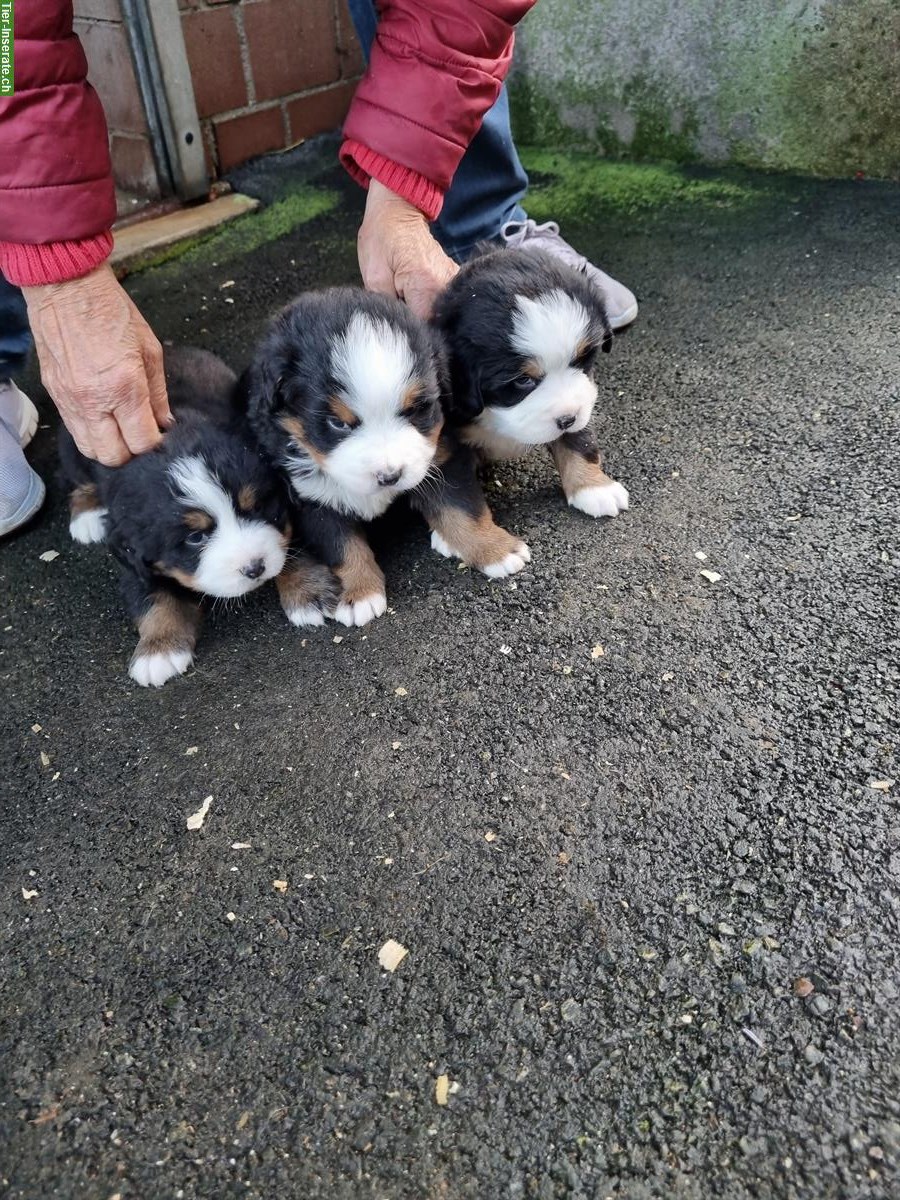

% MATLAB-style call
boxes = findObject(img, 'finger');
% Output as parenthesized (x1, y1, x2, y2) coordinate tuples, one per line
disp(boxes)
(143, 338, 174, 429)
(65, 413, 98, 463)
(118, 394, 165, 458)
(90, 414, 132, 467)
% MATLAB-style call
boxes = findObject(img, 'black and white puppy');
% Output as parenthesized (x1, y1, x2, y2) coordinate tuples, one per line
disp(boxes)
(60, 347, 331, 686)
(239, 288, 454, 626)
(427, 247, 628, 569)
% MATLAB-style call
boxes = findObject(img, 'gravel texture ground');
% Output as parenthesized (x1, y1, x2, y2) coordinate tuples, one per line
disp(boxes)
(2, 147, 898, 1199)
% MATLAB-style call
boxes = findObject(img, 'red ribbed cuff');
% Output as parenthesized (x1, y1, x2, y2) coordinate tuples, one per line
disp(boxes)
(0, 232, 114, 287)
(340, 139, 444, 222)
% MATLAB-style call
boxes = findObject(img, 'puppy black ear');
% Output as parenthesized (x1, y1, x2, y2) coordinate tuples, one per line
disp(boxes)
(239, 355, 283, 419)
(601, 329, 613, 354)
(447, 355, 485, 423)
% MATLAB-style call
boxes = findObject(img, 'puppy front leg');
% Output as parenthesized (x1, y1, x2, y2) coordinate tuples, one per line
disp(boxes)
(412, 436, 530, 578)
(550, 429, 629, 519)
(276, 551, 339, 629)
(294, 505, 386, 628)
(67, 482, 108, 545)
(122, 576, 203, 687)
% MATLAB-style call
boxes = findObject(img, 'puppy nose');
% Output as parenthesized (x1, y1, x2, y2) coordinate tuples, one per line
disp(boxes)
(556, 414, 577, 431)
(241, 558, 265, 580)
(376, 468, 402, 488)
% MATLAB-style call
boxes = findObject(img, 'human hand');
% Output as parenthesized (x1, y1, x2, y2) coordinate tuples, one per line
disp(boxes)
(22, 263, 171, 467)
(357, 179, 458, 319)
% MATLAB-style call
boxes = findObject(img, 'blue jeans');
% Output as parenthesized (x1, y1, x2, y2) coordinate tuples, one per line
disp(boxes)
(0, 273, 31, 379)
(346, 0, 528, 260)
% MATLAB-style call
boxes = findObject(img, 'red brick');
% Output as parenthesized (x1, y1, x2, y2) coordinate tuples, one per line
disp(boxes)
(110, 134, 163, 198)
(74, 0, 123, 19)
(74, 18, 146, 134)
(285, 81, 357, 143)
(243, 0, 340, 103)
(182, 8, 248, 119)
(336, 0, 365, 79)
(214, 106, 286, 172)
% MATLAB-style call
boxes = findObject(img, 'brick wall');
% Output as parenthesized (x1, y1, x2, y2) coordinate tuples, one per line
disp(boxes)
(179, 0, 364, 176)
(73, 0, 163, 198)
(73, 0, 364, 199)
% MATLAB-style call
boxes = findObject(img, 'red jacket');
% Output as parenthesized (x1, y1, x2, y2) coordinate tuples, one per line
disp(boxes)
(0, 0, 534, 287)
(0, 1, 115, 286)
(341, 0, 536, 220)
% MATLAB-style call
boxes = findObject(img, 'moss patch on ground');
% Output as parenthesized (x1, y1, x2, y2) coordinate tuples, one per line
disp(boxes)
(520, 150, 809, 226)
(133, 186, 340, 274)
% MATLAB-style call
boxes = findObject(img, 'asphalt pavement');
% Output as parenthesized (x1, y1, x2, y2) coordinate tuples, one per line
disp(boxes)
(2, 148, 898, 1199)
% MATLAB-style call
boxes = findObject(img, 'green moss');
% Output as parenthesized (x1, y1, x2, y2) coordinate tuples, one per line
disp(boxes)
(135, 186, 340, 274)
(520, 150, 763, 224)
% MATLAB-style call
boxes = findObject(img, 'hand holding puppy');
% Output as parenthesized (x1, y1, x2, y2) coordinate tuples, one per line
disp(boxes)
(357, 180, 458, 320)
(23, 263, 172, 467)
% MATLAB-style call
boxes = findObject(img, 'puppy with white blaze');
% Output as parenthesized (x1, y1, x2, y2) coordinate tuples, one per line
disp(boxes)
(429, 247, 629, 568)
(241, 288, 501, 625)
(59, 347, 334, 687)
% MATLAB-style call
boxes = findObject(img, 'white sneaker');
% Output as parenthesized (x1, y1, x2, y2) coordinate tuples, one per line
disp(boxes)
(0, 381, 45, 537)
(500, 218, 638, 331)
(0, 380, 39, 447)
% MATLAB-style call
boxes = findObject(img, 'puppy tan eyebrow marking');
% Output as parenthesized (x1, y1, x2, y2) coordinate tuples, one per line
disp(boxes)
(280, 415, 327, 466)
(573, 337, 596, 361)
(237, 485, 257, 513)
(401, 379, 426, 410)
(521, 358, 545, 380)
(183, 509, 214, 531)
(69, 482, 102, 517)
(328, 395, 358, 426)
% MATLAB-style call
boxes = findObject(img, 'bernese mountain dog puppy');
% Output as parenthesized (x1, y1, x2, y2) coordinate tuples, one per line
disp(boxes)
(426, 247, 628, 570)
(239, 288, 533, 625)
(59, 346, 334, 686)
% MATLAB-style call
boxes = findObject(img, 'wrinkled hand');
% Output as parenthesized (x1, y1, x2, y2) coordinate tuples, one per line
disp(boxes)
(23, 263, 171, 467)
(357, 179, 458, 319)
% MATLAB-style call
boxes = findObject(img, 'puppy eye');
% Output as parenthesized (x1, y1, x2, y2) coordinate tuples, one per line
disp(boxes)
(513, 374, 538, 393)
(185, 530, 210, 547)
(326, 415, 353, 434)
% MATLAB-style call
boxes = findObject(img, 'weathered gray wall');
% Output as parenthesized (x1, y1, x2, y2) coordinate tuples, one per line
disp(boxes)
(510, 0, 900, 180)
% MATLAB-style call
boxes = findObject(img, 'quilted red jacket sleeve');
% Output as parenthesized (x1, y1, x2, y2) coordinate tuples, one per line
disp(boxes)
(0, 0, 116, 286)
(340, 0, 537, 221)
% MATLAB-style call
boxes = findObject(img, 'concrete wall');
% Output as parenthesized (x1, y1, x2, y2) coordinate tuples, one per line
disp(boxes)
(510, 0, 900, 180)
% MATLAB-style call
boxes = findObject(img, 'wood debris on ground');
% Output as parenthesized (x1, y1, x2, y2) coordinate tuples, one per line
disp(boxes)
(22, 888, 39, 901)
(699, 569, 722, 583)
(394, 686, 408, 696)
(273, 879, 288, 893)
(333, 635, 343, 644)
(867, 778, 895, 792)
(39, 751, 50, 768)
(590, 644, 605, 659)
(38, 550, 59, 562)
(378, 939, 408, 972)
(499, 645, 512, 655)
(231, 841, 252, 850)
(794, 977, 815, 997)
(184, 746, 199, 756)
(558, 851, 571, 865)
(225, 912, 236, 922)
(694, 551, 708, 561)
(186, 795, 213, 830)
(391, 741, 401, 750)
(435, 1074, 450, 1106)
(31, 723, 41, 733)
(484, 831, 497, 843)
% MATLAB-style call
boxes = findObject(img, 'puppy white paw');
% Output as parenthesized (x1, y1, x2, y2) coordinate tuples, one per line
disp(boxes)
(284, 603, 326, 628)
(333, 591, 387, 627)
(129, 648, 193, 688)
(483, 542, 531, 578)
(570, 481, 629, 518)
(430, 530, 456, 560)
(69, 508, 108, 544)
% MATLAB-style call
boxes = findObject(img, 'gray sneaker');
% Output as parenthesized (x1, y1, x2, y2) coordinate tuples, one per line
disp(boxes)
(0, 381, 45, 537)
(500, 218, 638, 331)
